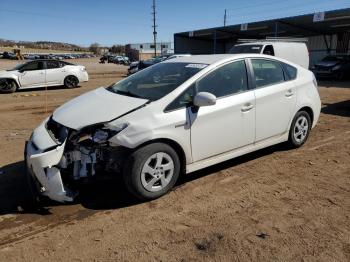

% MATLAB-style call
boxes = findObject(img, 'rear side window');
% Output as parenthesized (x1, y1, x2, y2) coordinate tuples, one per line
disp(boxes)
(46, 60, 60, 69)
(283, 63, 297, 80)
(251, 59, 285, 88)
(263, 45, 275, 56)
(196, 60, 248, 98)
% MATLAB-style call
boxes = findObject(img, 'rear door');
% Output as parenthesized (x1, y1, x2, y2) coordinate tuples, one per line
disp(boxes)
(18, 61, 46, 87)
(45, 60, 65, 85)
(250, 58, 296, 142)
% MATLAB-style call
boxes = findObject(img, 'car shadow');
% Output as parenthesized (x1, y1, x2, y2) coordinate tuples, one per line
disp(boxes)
(16, 85, 81, 93)
(0, 143, 289, 215)
(321, 99, 350, 118)
(318, 80, 350, 89)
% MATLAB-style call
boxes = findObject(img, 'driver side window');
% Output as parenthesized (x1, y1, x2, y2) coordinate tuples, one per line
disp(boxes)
(165, 84, 195, 112)
(21, 62, 44, 71)
(196, 60, 248, 98)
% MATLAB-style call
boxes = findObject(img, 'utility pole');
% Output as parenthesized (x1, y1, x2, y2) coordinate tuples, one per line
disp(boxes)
(224, 9, 227, 26)
(152, 0, 157, 57)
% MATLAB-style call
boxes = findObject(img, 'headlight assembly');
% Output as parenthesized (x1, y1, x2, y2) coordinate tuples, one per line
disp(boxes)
(76, 122, 129, 145)
(107, 122, 129, 133)
(332, 65, 341, 71)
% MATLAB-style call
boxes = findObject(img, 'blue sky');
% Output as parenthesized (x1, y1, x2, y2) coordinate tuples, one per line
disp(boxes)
(0, 0, 349, 47)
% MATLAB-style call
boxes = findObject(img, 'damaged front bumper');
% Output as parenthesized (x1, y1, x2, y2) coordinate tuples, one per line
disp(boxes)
(25, 119, 74, 203)
(25, 116, 129, 203)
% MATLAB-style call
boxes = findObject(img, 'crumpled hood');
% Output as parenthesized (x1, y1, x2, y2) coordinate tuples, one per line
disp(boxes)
(315, 61, 339, 67)
(53, 87, 148, 130)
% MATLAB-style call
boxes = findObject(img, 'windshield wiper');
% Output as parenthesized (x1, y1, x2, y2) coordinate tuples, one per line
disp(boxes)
(115, 90, 143, 99)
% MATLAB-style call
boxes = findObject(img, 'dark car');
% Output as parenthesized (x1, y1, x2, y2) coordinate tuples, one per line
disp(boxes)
(127, 55, 171, 75)
(313, 55, 350, 80)
(2, 52, 17, 60)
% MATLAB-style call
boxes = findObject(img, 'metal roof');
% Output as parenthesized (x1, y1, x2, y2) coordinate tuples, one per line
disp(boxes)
(163, 54, 234, 64)
(175, 8, 350, 41)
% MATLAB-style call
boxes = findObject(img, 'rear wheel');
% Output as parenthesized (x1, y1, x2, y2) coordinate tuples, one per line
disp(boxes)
(287, 111, 311, 148)
(0, 79, 17, 93)
(123, 143, 180, 200)
(335, 71, 344, 81)
(64, 75, 79, 88)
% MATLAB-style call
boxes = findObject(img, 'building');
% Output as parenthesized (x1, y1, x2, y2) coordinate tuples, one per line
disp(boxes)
(125, 42, 173, 61)
(174, 8, 350, 66)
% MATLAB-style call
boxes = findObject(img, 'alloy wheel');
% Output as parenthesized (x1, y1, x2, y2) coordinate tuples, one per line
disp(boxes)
(140, 152, 174, 192)
(0, 79, 15, 92)
(293, 115, 309, 143)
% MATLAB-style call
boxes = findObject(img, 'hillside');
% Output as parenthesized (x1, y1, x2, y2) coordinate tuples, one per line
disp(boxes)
(0, 39, 88, 52)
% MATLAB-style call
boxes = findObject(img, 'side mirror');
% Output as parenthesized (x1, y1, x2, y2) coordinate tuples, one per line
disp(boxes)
(193, 92, 216, 107)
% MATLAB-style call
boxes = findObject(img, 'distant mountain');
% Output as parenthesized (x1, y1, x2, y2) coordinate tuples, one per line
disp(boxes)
(0, 39, 88, 51)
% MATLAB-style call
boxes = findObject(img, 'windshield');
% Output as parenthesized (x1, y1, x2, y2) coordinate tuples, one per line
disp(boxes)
(107, 62, 207, 101)
(230, 45, 263, 54)
(9, 63, 26, 71)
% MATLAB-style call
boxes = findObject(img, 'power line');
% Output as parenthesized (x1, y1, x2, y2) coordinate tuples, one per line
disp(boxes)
(225, 1, 350, 23)
(225, 0, 349, 13)
(226, 0, 288, 12)
(227, 0, 331, 16)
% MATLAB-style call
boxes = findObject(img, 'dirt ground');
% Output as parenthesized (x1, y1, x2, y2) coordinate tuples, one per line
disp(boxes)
(0, 58, 349, 262)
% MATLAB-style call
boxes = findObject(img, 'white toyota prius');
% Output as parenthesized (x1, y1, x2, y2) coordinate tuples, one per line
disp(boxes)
(25, 54, 321, 202)
(0, 59, 89, 93)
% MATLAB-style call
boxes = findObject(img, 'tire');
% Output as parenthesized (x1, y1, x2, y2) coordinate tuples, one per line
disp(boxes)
(335, 71, 344, 81)
(64, 75, 79, 89)
(287, 111, 311, 148)
(123, 143, 180, 200)
(0, 79, 17, 93)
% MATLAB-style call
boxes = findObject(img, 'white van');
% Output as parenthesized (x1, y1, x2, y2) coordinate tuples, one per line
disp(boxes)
(229, 40, 309, 69)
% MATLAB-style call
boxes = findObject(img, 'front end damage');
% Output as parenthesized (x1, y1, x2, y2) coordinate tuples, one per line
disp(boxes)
(25, 117, 129, 202)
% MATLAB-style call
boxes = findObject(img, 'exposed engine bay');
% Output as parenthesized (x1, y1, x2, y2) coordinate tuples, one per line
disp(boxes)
(26, 116, 130, 202)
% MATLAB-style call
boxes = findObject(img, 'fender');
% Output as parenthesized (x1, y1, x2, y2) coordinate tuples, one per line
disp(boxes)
(0, 73, 21, 88)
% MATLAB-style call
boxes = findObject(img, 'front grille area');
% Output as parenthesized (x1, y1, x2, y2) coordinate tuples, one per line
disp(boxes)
(315, 65, 331, 72)
(46, 117, 69, 144)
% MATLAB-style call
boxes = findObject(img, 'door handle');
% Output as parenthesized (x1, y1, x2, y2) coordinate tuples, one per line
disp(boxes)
(285, 89, 294, 97)
(39, 72, 44, 75)
(241, 103, 254, 112)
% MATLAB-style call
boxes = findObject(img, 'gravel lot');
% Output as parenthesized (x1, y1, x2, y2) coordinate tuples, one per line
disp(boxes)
(0, 58, 349, 261)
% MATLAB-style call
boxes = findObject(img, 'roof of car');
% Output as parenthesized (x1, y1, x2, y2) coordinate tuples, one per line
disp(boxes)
(162, 54, 242, 65)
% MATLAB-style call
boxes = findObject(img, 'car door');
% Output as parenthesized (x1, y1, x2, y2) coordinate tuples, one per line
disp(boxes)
(45, 60, 65, 85)
(188, 60, 256, 162)
(18, 61, 46, 87)
(250, 58, 297, 142)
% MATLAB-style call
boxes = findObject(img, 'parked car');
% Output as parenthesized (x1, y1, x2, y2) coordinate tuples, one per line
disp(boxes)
(127, 55, 169, 75)
(25, 54, 320, 203)
(166, 54, 191, 60)
(312, 55, 350, 80)
(229, 40, 309, 69)
(0, 59, 88, 93)
(112, 56, 130, 65)
(2, 52, 17, 60)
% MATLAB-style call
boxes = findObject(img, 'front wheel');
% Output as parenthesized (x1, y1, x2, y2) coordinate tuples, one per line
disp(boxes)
(64, 75, 79, 89)
(123, 143, 180, 200)
(0, 79, 17, 93)
(335, 71, 344, 81)
(287, 111, 311, 148)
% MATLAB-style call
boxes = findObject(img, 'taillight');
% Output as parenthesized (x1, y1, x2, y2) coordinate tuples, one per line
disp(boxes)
(312, 73, 317, 88)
